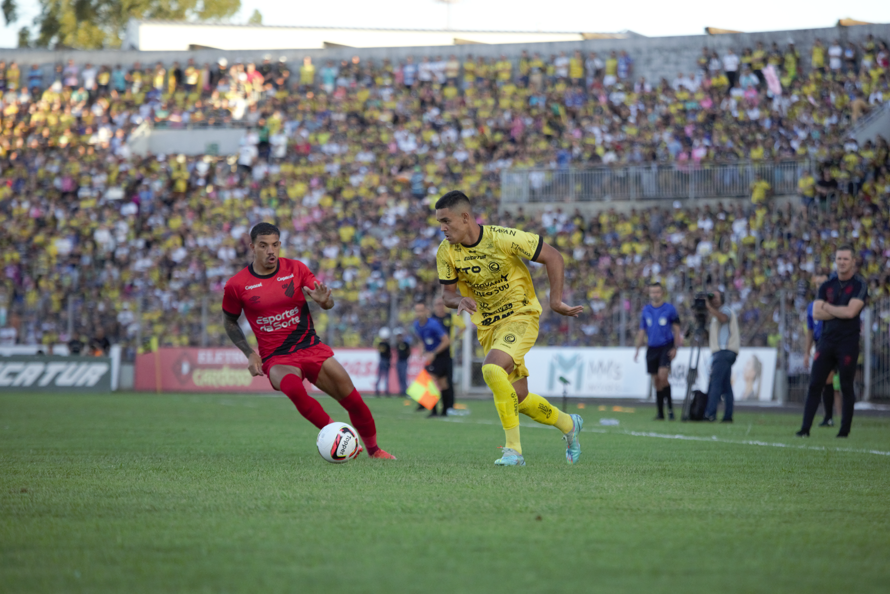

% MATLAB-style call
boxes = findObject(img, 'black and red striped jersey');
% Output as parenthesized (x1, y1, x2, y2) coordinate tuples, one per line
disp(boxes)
(223, 257, 323, 361)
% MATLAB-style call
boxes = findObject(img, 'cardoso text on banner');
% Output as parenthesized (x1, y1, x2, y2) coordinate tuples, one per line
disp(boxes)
(135, 347, 426, 393)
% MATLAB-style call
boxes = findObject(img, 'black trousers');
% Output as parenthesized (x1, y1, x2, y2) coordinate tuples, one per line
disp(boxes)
(726, 70, 738, 90)
(802, 338, 858, 435)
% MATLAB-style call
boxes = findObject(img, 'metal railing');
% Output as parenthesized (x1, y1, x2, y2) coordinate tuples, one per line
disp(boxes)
(848, 100, 890, 139)
(501, 160, 812, 203)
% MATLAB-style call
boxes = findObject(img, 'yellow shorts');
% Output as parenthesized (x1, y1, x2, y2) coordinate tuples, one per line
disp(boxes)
(477, 315, 539, 384)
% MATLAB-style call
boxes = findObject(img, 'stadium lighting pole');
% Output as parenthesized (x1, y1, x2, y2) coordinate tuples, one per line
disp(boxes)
(776, 290, 788, 404)
(619, 291, 627, 347)
(863, 307, 872, 402)
(435, 0, 460, 31)
(461, 311, 472, 397)
(200, 296, 208, 347)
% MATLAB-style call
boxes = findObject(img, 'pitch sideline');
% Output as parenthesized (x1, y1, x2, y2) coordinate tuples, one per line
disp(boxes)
(437, 417, 890, 457)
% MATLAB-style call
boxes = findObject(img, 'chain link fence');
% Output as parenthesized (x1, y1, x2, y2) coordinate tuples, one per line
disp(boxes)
(501, 160, 811, 203)
(6, 286, 889, 403)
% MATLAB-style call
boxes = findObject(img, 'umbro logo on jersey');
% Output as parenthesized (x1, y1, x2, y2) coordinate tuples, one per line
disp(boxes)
(245, 283, 263, 290)
(277, 274, 294, 281)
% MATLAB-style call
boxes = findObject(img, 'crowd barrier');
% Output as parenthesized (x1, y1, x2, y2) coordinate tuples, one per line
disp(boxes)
(501, 162, 808, 203)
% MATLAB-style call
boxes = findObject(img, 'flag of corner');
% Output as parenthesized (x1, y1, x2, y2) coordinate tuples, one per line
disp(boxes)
(407, 369, 441, 410)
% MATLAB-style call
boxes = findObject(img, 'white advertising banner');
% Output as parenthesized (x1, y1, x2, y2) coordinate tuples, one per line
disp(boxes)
(525, 347, 777, 401)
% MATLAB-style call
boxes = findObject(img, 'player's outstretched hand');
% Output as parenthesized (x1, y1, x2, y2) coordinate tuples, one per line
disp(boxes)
(303, 281, 332, 306)
(247, 352, 264, 377)
(551, 302, 583, 317)
(457, 297, 477, 316)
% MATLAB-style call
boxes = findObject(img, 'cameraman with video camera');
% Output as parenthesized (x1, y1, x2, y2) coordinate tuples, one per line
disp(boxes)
(704, 290, 740, 422)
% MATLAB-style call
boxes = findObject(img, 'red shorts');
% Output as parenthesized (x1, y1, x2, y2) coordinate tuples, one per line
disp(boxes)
(261, 342, 335, 386)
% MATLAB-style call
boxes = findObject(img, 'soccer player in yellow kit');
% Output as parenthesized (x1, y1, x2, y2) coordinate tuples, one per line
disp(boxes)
(434, 191, 585, 466)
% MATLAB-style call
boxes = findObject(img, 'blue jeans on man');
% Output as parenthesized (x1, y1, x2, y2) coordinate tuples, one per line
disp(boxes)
(396, 360, 409, 395)
(706, 350, 737, 421)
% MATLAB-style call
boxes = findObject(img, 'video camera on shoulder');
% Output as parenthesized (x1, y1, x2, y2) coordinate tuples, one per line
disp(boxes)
(692, 291, 714, 326)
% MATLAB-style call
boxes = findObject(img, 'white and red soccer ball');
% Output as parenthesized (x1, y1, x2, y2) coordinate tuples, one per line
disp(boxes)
(316, 422, 361, 463)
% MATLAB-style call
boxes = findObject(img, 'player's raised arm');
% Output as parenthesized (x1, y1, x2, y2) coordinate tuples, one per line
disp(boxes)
(303, 281, 334, 310)
(533, 242, 583, 318)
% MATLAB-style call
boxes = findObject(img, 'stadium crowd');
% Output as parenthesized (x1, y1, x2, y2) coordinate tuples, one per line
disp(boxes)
(0, 35, 889, 358)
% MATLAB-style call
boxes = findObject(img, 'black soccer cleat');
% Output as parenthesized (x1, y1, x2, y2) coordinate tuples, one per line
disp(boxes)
(836, 432, 849, 438)
(818, 418, 834, 427)
(795, 430, 810, 437)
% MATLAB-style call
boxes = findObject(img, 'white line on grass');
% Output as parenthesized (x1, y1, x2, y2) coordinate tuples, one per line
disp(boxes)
(437, 417, 890, 457)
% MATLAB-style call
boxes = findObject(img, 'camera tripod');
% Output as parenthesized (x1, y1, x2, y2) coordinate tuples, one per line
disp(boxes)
(680, 321, 707, 422)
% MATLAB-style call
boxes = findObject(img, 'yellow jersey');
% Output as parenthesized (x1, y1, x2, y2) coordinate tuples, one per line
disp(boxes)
(751, 180, 771, 204)
(436, 225, 543, 328)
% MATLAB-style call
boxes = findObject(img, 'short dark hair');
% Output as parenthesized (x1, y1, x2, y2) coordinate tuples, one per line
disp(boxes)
(836, 244, 854, 255)
(250, 222, 280, 242)
(435, 190, 471, 211)
(649, 282, 663, 289)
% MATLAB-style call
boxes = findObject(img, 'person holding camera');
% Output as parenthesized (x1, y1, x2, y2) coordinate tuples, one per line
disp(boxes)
(704, 291, 740, 422)
(635, 282, 681, 420)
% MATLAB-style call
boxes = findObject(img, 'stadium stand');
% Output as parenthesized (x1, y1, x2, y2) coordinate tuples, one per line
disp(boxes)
(0, 32, 888, 385)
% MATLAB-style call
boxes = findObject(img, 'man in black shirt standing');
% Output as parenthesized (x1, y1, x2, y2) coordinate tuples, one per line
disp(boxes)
(395, 329, 411, 396)
(797, 245, 867, 438)
(431, 297, 457, 415)
(375, 328, 392, 396)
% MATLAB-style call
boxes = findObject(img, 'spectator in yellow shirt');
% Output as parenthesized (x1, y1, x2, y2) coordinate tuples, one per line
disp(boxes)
(812, 39, 826, 73)
(299, 57, 315, 89)
(750, 174, 771, 204)
(569, 50, 585, 84)
(798, 170, 816, 209)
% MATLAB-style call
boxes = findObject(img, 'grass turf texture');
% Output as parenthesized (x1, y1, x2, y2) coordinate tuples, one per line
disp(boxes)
(2, 393, 889, 594)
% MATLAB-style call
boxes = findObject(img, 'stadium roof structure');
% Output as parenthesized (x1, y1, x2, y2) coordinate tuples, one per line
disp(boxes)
(124, 19, 636, 51)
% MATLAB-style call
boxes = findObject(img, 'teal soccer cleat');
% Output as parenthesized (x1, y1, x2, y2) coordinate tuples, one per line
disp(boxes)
(563, 414, 583, 464)
(494, 447, 526, 466)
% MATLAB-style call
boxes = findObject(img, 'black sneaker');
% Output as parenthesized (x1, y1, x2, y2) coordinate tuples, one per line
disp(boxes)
(653, 415, 665, 421)
(836, 432, 849, 438)
(720, 418, 733, 423)
(818, 418, 834, 427)
(668, 411, 675, 420)
(795, 430, 810, 437)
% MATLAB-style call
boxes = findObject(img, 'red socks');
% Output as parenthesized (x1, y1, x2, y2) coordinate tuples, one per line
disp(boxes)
(281, 378, 379, 455)
(338, 389, 379, 455)
(281, 374, 332, 430)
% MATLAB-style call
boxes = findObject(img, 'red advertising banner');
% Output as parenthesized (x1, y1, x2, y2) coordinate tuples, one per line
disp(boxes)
(134, 347, 426, 394)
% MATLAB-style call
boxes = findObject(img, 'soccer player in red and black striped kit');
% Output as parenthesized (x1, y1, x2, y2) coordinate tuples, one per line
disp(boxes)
(797, 245, 867, 439)
(222, 222, 396, 459)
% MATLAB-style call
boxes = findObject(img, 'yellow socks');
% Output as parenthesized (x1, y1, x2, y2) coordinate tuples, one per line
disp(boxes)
(519, 392, 574, 434)
(481, 364, 522, 453)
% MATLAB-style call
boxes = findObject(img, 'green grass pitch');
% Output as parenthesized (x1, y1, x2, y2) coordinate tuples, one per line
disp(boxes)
(2, 392, 889, 593)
